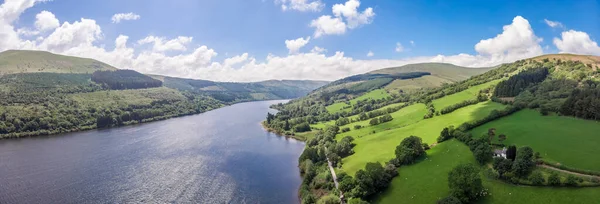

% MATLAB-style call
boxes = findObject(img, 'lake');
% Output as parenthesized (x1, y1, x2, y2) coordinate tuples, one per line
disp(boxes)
(0, 100, 305, 203)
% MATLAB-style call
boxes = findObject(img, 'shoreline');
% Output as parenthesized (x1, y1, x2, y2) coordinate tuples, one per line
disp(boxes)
(260, 121, 307, 142)
(0, 99, 290, 140)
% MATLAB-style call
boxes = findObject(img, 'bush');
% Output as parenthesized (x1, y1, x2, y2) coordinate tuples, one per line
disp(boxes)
(369, 118, 379, 126)
(354, 125, 362, 130)
(548, 172, 561, 186)
(566, 175, 578, 186)
(448, 163, 483, 203)
(529, 171, 545, 185)
(317, 194, 339, 204)
(395, 136, 425, 165)
(341, 127, 351, 132)
(293, 122, 312, 133)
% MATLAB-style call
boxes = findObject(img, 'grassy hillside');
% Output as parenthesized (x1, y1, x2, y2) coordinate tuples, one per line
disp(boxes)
(0, 50, 327, 138)
(370, 63, 494, 82)
(0, 50, 117, 75)
(265, 54, 600, 203)
(471, 109, 600, 172)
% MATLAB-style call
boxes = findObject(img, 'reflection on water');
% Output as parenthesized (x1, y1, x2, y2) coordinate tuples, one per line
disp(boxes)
(0, 100, 304, 204)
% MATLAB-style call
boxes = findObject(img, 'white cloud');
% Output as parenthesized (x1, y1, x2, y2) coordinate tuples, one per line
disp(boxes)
(367, 51, 374, 57)
(310, 15, 346, 38)
(111, 12, 140, 23)
(138, 36, 193, 52)
(410, 40, 415, 46)
(311, 46, 327, 54)
(0, 1, 563, 83)
(35, 10, 59, 31)
(275, 0, 324, 12)
(474, 16, 543, 61)
(285, 36, 310, 54)
(310, 0, 373, 38)
(395, 42, 404, 52)
(544, 19, 563, 28)
(332, 0, 374, 29)
(553, 30, 600, 55)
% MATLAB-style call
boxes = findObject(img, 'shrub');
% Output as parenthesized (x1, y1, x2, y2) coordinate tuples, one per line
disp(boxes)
(529, 171, 545, 185)
(548, 172, 561, 186)
(395, 136, 425, 165)
(566, 175, 578, 186)
(354, 125, 362, 130)
(341, 127, 351, 132)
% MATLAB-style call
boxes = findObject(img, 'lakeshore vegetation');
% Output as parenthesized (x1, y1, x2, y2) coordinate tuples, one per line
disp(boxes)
(264, 54, 600, 204)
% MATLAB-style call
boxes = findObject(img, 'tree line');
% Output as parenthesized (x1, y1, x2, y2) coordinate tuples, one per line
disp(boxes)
(92, 70, 163, 90)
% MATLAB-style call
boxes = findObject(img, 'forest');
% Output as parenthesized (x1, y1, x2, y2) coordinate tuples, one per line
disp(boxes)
(91, 70, 163, 90)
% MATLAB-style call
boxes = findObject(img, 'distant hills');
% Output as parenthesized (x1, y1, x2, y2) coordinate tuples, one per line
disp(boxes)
(0, 50, 327, 138)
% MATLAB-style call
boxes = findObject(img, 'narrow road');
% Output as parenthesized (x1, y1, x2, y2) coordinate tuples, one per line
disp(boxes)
(538, 164, 600, 179)
(326, 155, 345, 204)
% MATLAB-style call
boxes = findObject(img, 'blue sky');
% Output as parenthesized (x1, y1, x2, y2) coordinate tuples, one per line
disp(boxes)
(1, 0, 599, 81)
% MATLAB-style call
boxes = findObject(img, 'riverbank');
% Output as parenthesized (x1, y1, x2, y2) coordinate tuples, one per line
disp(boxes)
(260, 121, 309, 141)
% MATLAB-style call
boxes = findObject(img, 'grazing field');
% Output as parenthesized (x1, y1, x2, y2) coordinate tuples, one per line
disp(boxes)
(335, 103, 427, 138)
(0, 50, 116, 74)
(70, 87, 187, 107)
(377, 139, 476, 204)
(471, 109, 600, 172)
(312, 102, 407, 130)
(341, 101, 506, 175)
(384, 75, 453, 91)
(375, 139, 600, 204)
(326, 89, 390, 113)
(432, 80, 501, 110)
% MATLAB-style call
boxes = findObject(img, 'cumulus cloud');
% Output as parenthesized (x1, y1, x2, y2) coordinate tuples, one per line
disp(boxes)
(111, 12, 140, 23)
(0, 1, 565, 82)
(544, 19, 563, 28)
(367, 51, 374, 57)
(310, 15, 347, 38)
(138, 36, 193, 52)
(553, 30, 600, 55)
(395, 43, 404, 52)
(311, 46, 327, 54)
(275, 0, 324, 12)
(332, 0, 374, 29)
(474, 16, 543, 62)
(35, 10, 59, 31)
(310, 0, 373, 38)
(285, 36, 311, 54)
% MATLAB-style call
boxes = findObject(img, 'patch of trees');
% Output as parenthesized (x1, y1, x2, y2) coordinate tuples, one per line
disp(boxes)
(423, 103, 435, 119)
(92, 70, 162, 90)
(394, 136, 426, 165)
(440, 99, 479, 115)
(446, 163, 485, 203)
(491, 146, 537, 184)
(368, 114, 393, 126)
(560, 85, 600, 120)
(294, 122, 312, 133)
(493, 67, 549, 97)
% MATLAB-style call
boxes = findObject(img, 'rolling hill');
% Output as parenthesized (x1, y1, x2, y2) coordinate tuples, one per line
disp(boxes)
(0, 50, 327, 138)
(264, 54, 600, 204)
(0, 50, 117, 75)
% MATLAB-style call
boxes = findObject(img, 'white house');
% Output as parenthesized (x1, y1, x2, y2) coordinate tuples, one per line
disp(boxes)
(493, 147, 507, 159)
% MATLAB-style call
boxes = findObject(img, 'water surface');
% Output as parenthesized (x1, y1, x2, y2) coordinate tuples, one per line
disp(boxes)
(0, 100, 304, 203)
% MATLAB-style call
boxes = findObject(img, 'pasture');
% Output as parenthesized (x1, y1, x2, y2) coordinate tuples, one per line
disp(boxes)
(471, 109, 600, 172)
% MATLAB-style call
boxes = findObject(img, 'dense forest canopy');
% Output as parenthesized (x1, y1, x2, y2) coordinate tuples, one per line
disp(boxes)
(92, 70, 163, 90)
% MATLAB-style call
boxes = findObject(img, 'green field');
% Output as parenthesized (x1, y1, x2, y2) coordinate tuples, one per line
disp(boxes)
(312, 102, 407, 130)
(432, 80, 501, 110)
(335, 103, 427, 138)
(384, 75, 453, 91)
(326, 89, 390, 113)
(375, 139, 600, 204)
(0, 50, 116, 74)
(340, 101, 506, 175)
(471, 109, 600, 172)
(377, 139, 476, 203)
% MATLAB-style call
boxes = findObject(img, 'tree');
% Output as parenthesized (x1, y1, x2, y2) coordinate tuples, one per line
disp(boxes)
(512, 146, 535, 177)
(448, 163, 483, 203)
(506, 145, 517, 161)
(348, 198, 370, 204)
(492, 157, 513, 177)
(548, 172, 561, 186)
(354, 162, 392, 199)
(369, 118, 379, 126)
(395, 136, 425, 165)
(566, 175, 578, 186)
(498, 134, 507, 143)
(284, 120, 290, 131)
(317, 194, 339, 204)
(529, 171, 545, 185)
(339, 176, 356, 193)
(438, 127, 452, 143)
(438, 196, 462, 204)
(487, 128, 496, 143)
(294, 122, 312, 132)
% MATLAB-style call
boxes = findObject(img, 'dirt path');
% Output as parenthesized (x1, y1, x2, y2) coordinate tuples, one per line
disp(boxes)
(326, 156, 345, 204)
(538, 164, 600, 179)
